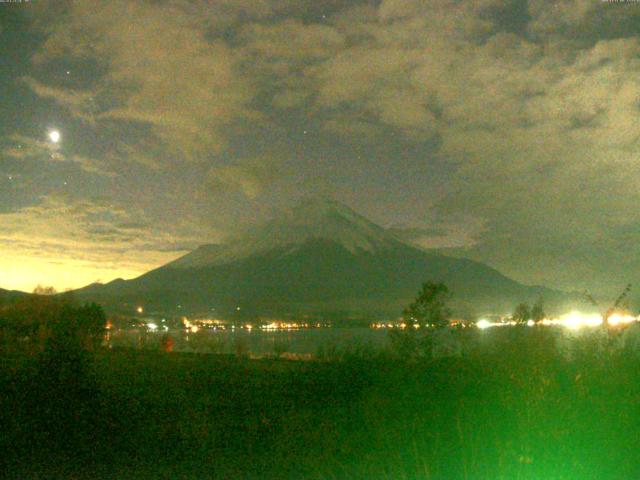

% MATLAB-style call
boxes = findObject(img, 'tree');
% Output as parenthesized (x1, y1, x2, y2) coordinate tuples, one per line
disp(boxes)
(512, 303, 530, 324)
(585, 283, 632, 327)
(68, 302, 107, 351)
(403, 281, 452, 329)
(531, 297, 545, 323)
(0, 295, 106, 353)
(33, 285, 57, 296)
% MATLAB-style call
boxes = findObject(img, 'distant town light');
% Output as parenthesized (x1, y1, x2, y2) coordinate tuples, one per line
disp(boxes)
(557, 311, 602, 330)
(477, 319, 491, 329)
(607, 313, 636, 326)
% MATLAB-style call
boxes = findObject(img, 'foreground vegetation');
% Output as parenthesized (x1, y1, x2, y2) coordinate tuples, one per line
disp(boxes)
(2, 325, 640, 479)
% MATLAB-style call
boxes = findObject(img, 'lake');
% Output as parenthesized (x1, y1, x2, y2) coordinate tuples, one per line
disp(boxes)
(105, 327, 390, 357)
(104, 323, 640, 358)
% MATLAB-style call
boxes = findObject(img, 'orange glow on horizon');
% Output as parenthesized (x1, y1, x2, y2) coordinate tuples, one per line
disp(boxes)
(0, 255, 147, 293)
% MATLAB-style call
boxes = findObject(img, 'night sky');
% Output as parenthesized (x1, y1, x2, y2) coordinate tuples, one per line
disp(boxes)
(2, 0, 640, 295)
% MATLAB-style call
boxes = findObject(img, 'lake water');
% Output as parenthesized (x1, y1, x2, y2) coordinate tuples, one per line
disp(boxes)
(105, 327, 391, 357)
(105, 323, 640, 358)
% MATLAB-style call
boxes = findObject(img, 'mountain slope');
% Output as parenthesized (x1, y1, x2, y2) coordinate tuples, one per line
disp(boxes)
(166, 199, 402, 269)
(76, 199, 577, 318)
(0, 288, 30, 304)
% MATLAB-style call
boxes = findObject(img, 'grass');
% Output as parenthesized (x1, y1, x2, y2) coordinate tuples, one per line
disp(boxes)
(2, 327, 640, 479)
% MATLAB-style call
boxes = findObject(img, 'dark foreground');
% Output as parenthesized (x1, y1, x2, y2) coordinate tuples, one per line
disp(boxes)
(2, 329, 640, 479)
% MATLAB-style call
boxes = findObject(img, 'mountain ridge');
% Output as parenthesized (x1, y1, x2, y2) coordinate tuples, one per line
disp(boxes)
(166, 198, 402, 270)
(75, 198, 581, 318)
(0, 288, 30, 303)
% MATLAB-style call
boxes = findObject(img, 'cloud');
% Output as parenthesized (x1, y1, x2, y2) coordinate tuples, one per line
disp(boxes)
(387, 223, 482, 249)
(0, 194, 221, 290)
(0, 195, 207, 256)
(29, 0, 259, 162)
(238, 19, 345, 62)
(20, 77, 97, 123)
(322, 115, 384, 140)
(2, 134, 116, 177)
(246, 0, 640, 293)
(208, 155, 281, 199)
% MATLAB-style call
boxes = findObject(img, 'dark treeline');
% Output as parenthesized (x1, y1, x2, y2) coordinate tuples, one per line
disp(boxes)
(0, 294, 111, 477)
(0, 292, 105, 354)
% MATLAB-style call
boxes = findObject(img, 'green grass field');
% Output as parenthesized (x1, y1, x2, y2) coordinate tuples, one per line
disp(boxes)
(2, 328, 640, 479)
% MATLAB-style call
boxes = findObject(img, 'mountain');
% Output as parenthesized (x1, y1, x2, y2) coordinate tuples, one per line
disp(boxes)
(166, 199, 401, 269)
(75, 199, 579, 319)
(0, 288, 30, 303)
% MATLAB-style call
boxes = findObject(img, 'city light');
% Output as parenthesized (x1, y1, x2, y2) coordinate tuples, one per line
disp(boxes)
(258, 321, 311, 331)
(471, 310, 640, 330)
(556, 311, 602, 329)
(607, 313, 636, 326)
(475, 318, 516, 329)
(477, 319, 492, 329)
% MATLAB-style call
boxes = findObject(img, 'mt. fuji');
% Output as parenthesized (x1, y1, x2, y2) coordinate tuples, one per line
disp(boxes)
(75, 199, 574, 319)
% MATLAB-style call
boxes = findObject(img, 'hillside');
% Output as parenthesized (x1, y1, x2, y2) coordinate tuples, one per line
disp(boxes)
(0, 288, 30, 304)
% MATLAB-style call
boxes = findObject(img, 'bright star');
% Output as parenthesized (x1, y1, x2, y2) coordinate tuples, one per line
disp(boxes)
(48, 130, 60, 143)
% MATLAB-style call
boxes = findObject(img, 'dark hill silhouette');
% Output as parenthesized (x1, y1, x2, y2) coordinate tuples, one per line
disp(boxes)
(0, 288, 30, 303)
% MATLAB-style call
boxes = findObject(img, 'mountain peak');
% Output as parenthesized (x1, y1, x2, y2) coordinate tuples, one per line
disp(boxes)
(255, 197, 395, 250)
(167, 198, 401, 269)
(274, 197, 376, 232)
(284, 197, 358, 221)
